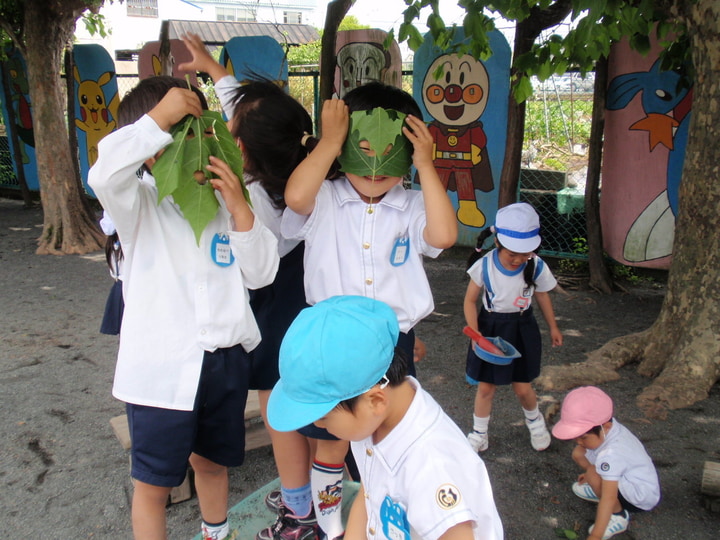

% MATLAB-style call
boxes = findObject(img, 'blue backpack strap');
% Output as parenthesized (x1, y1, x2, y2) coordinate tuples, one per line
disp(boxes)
(482, 256, 494, 309)
(533, 257, 544, 281)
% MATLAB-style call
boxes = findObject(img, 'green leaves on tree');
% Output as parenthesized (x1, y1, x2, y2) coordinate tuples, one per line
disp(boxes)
(338, 108, 413, 178)
(152, 110, 250, 244)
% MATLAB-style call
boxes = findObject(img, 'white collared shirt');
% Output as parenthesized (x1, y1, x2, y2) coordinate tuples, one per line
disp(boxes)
(351, 378, 504, 540)
(89, 114, 279, 410)
(280, 178, 441, 332)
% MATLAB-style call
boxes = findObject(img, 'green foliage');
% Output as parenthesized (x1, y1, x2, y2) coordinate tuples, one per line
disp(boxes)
(338, 108, 412, 178)
(554, 528, 579, 539)
(152, 110, 249, 244)
(81, 12, 109, 38)
(558, 237, 589, 274)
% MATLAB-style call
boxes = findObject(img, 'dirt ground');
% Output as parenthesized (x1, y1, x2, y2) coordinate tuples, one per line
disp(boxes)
(1, 196, 718, 539)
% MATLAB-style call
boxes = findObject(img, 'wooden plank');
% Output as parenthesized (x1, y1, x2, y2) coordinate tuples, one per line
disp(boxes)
(701, 461, 720, 497)
(109, 414, 131, 450)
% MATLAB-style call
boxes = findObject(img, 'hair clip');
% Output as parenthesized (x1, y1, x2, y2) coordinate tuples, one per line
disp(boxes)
(300, 132, 312, 147)
(379, 374, 390, 389)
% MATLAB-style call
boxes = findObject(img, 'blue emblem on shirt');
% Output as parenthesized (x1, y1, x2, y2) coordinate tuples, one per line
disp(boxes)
(211, 233, 235, 267)
(390, 235, 410, 267)
(380, 496, 410, 540)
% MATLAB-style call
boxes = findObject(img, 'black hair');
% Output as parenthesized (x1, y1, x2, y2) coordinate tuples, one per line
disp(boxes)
(585, 425, 603, 437)
(467, 227, 538, 289)
(228, 80, 314, 209)
(336, 346, 408, 413)
(117, 76, 208, 128)
(104, 232, 123, 274)
(342, 81, 422, 118)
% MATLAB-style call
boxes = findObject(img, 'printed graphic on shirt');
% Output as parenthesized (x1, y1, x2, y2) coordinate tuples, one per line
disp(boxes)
(211, 233, 235, 267)
(317, 480, 343, 515)
(600, 462, 610, 472)
(380, 496, 411, 540)
(436, 484, 461, 510)
(390, 235, 410, 266)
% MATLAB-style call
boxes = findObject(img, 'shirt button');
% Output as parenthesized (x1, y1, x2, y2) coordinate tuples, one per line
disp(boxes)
(369, 527, 376, 535)
(367, 207, 374, 214)
(366, 448, 373, 456)
(365, 278, 373, 285)
(200, 329, 207, 335)
(363, 242, 370, 249)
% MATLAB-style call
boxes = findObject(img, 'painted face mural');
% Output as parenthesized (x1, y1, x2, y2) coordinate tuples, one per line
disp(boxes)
(422, 54, 493, 228)
(337, 42, 388, 97)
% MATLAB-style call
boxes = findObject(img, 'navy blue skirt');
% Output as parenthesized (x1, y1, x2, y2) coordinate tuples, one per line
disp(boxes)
(100, 280, 124, 336)
(465, 306, 542, 385)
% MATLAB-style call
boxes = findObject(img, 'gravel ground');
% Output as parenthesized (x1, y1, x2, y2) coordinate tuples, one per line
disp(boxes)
(1, 197, 718, 539)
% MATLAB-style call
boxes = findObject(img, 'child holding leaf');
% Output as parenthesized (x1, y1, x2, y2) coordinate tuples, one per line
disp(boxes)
(88, 76, 279, 540)
(281, 82, 458, 540)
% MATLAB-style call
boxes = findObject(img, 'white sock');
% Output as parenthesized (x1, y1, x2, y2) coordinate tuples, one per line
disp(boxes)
(201, 518, 229, 540)
(523, 406, 542, 422)
(311, 460, 345, 539)
(473, 415, 490, 434)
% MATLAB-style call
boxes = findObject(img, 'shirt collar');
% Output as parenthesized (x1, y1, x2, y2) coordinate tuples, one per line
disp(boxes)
(334, 177, 409, 211)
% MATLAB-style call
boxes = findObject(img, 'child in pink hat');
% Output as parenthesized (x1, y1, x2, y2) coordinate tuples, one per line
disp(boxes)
(552, 386, 660, 540)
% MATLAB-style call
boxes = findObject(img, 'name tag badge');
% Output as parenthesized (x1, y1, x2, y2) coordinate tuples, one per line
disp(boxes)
(211, 233, 235, 267)
(390, 236, 410, 267)
(514, 296, 530, 309)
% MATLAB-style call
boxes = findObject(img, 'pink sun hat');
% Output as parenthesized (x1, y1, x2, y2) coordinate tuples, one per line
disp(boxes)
(552, 386, 614, 440)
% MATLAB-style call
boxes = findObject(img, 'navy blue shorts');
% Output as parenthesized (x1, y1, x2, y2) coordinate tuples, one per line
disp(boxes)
(465, 307, 542, 385)
(127, 343, 250, 487)
(249, 243, 307, 390)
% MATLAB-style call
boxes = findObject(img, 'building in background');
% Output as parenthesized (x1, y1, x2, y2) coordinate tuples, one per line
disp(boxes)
(74, 0, 319, 73)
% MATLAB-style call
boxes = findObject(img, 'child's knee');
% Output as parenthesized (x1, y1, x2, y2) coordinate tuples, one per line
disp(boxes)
(477, 383, 496, 401)
(189, 453, 226, 476)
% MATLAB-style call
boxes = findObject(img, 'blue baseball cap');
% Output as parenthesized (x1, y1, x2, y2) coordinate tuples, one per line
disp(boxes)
(268, 295, 399, 432)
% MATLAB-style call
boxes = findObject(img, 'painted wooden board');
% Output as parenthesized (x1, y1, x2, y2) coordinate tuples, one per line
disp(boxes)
(412, 29, 511, 246)
(0, 48, 38, 190)
(219, 36, 288, 87)
(138, 39, 198, 85)
(333, 29, 402, 98)
(191, 479, 360, 540)
(72, 44, 120, 197)
(602, 36, 691, 269)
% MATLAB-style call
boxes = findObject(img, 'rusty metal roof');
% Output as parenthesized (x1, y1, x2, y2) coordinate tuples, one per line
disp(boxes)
(166, 19, 319, 46)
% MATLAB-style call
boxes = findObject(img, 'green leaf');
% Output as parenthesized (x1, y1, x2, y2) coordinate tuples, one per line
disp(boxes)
(338, 108, 412, 178)
(152, 110, 249, 244)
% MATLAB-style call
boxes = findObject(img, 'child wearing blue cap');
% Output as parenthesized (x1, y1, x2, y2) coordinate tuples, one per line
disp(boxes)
(268, 295, 504, 540)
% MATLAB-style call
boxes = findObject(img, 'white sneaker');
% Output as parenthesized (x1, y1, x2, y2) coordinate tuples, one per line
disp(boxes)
(572, 481, 600, 503)
(525, 416, 551, 451)
(467, 430, 488, 452)
(588, 510, 629, 539)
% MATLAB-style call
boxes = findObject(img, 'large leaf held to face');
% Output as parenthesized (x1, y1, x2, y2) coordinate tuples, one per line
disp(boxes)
(338, 108, 413, 178)
(152, 110, 249, 244)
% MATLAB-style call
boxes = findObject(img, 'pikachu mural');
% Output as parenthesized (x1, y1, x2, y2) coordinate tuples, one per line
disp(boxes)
(72, 44, 119, 196)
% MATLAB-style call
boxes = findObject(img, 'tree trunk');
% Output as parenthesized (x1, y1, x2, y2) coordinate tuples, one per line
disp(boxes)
(538, 0, 720, 417)
(24, 0, 103, 254)
(319, 0, 353, 103)
(585, 55, 613, 293)
(498, 0, 573, 208)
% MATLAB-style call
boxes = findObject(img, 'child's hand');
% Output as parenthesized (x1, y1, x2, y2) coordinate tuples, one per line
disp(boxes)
(206, 156, 251, 230)
(148, 88, 203, 132)
(319, 99, 349, 153)
(550, 327, 563, 347)
(178, 33, 229, 82)
(403, 115, 435, 171)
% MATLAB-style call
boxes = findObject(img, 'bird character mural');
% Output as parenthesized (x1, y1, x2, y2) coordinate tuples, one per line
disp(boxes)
(6, 53, 34, 165)
(219, 36, 288, 88)
(606, 58, 692, 262)
(421, 53, 493, 228)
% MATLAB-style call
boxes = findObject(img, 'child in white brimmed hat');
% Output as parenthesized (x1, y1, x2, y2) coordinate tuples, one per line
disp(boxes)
(268, 295, 504, 540)
(463, 202, 562, 453)
(552, 386, 660, 540)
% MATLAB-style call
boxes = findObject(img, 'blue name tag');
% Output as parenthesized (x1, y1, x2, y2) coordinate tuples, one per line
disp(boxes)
(211, 233, 235, 267)
(380, 496, 411, 540)
(390, 235, 410, 267)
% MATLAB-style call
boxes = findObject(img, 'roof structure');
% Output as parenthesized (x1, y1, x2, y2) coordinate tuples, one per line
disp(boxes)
(165, 19, 320, 47)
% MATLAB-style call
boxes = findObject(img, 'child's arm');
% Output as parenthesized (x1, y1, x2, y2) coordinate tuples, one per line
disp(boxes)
(344, 484, 369, 540)
(534, 290, 563, 346)
(205, 155, 254, 232)
(437, 521, 475, 540)
(463, 279, 483, 332)
(589, 479, 620, 540)
(178, 33, 229, 83)
(284, 99, 348, 215)
(403, 115, 457, 249)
